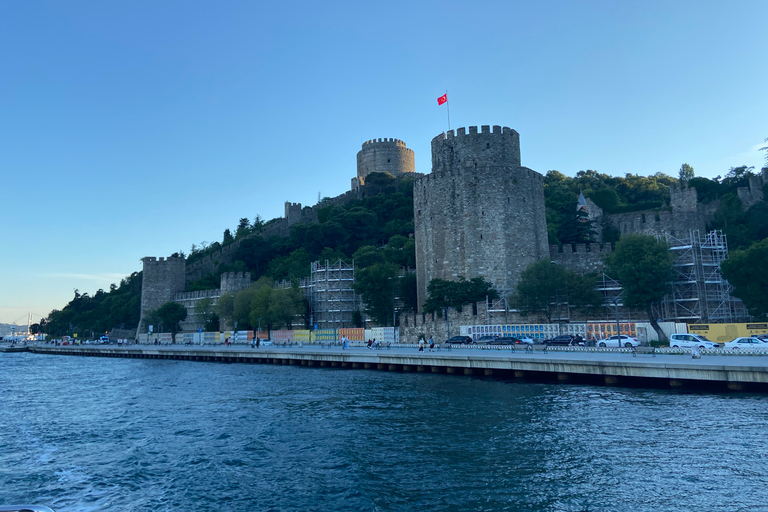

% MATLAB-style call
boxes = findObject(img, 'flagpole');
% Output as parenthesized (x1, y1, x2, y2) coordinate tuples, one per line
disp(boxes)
(445, 89, 451, 132)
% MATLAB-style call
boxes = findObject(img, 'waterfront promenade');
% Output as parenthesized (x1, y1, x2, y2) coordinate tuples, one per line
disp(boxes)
(8, 342, 768, 392)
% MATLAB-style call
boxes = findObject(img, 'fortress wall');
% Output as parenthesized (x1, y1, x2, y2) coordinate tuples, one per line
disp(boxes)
(415, 126, 548, 311)
(357, 138, 415, 183)
(137, 256, 186, 337)
(549, 243, 612, 274)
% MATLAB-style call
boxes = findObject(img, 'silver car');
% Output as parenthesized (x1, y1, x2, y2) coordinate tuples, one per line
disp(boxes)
(724, 337, 768, 351)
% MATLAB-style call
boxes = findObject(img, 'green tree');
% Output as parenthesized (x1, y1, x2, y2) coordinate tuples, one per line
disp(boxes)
(223, 228, 234, 245)
(248, 279, 307, 330)
(678, 163, 695, 184)
(235, 217, 251, 239)
(721, 238, 768, 319)
(423, 277, 499, 313)
(353, 262, 400, 325)
(194, 298, 216, 329)
(604, 235, 674, 341)
(217, 293, 235, 328)
(513, 260, 602, 323)
(154, 302, 188, 343)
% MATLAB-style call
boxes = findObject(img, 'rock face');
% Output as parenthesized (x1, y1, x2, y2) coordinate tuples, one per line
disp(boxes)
(413, 125, 549, 312)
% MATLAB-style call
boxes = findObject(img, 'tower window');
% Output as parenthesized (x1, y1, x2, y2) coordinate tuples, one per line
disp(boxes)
(387, 159, 391, 163)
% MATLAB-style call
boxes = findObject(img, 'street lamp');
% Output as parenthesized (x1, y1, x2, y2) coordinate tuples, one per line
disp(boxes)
(612, 292, 623, 346)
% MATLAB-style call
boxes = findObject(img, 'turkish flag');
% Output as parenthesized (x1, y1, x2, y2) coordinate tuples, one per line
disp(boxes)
(437, 94, 447, 106)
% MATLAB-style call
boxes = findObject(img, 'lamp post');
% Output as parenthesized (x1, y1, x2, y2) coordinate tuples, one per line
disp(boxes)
(612, 292, 623, 347)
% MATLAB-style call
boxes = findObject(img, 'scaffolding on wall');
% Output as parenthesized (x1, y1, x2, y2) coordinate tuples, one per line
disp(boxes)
(308, 259, 358, 329)
(660, 230, 750, 323)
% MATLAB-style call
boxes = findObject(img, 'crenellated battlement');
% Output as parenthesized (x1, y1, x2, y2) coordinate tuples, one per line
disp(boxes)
(361, 138, 413, 152)
(431, 125, 521, 172)
(357, 136, 415, 183)
(415, 125, 548, 311)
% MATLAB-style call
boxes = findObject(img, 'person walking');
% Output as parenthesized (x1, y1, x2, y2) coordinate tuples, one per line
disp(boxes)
(418, 338, 424, 352)
(429, 336, 435, 352)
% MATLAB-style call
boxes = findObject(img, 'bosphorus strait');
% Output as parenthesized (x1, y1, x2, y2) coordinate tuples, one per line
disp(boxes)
(2, 352, 767, 511)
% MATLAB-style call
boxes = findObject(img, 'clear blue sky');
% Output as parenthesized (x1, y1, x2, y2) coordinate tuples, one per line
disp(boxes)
(1, 0, 766, 326)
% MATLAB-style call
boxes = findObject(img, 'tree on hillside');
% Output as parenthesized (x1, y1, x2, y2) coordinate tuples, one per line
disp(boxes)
(422, 277, 499, 313)
(513, 260, 602, 323)
(604, 235, 674, 341)
(154, 302, 188, 343)
(679, 163, 695, 184)
(235, 217, 251, 239)
(353, 262, 400, 325)
(721, 238, 768, 320)
(194, 297, 217, 331)
(223, 228, 234, 245)
(247, 280, 307, 331)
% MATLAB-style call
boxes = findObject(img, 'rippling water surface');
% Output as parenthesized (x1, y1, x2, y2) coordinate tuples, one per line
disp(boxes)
(2, 352, 768, 511)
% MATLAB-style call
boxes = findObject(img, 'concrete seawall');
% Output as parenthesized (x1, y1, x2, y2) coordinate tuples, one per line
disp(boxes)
(25, 345, 768, 393)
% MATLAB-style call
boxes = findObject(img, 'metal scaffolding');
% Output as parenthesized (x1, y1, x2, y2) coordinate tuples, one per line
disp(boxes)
(308, 259, 358, 329)
(660, 230, 750, 323)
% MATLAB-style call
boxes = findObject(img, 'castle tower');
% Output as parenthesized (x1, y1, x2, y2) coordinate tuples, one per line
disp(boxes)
(136, 256, 186, 337)
(220, 271, 252, 296)
(356, 138, 415, 185)
(413, 125, 549, 312)
(219, 271, 252, 331)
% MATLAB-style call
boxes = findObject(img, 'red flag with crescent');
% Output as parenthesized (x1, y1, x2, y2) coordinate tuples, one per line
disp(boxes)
(437, 94, 447, 106)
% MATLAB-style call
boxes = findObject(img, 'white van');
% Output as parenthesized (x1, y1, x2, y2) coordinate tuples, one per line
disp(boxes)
(669, 333, 720, 349)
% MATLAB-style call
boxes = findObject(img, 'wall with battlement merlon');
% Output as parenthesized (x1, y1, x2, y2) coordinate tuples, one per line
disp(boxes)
(357, 137, 415, 183)
(415, 126, 548, 312)
(549, 243, 613, 274)
(431, 125, 521, 173)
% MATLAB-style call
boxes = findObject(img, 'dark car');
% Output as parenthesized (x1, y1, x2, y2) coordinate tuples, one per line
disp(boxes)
(544, 334, 583, 346)
(444, 336, 475, 345)
(486, 336, 528, 345)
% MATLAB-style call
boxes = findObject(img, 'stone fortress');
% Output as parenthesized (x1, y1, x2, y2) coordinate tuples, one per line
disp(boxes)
(352, 138, 415, 189)
(414, 126, 549, 311)
(138, 126, 768, 339)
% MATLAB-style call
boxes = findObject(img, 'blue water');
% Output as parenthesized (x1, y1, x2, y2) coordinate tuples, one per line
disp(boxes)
(1, 352, 767, 511)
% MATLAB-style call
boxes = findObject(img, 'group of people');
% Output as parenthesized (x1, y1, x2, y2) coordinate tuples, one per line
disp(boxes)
(418, 336, 435, 352)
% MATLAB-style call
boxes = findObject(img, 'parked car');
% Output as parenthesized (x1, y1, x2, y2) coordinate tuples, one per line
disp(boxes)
(724, 337, 768, 351)
(596, 335, 640, 348)
(444, 336, 475, 345)
(486, 336, 532, 345)
(474, 336, 498, 343)
(544, 334, 583, 346)
(669, 333, 720, 350)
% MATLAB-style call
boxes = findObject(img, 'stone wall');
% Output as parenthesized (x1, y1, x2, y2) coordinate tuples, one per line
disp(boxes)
(414, 126, 549, 310)
(737, 169, 767, 209)
(356, 138, 415, 184)
(549, 243, 612, 274)
(588, 183, 720, 240)
(136, 256, 186, 337)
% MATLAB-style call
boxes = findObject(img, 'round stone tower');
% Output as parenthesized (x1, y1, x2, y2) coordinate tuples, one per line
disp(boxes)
(356, 138, 415, 184)
(413, 125, 549, 312)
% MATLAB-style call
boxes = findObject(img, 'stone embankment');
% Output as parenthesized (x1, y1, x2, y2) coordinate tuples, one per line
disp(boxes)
(23, 344, 768, 393)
